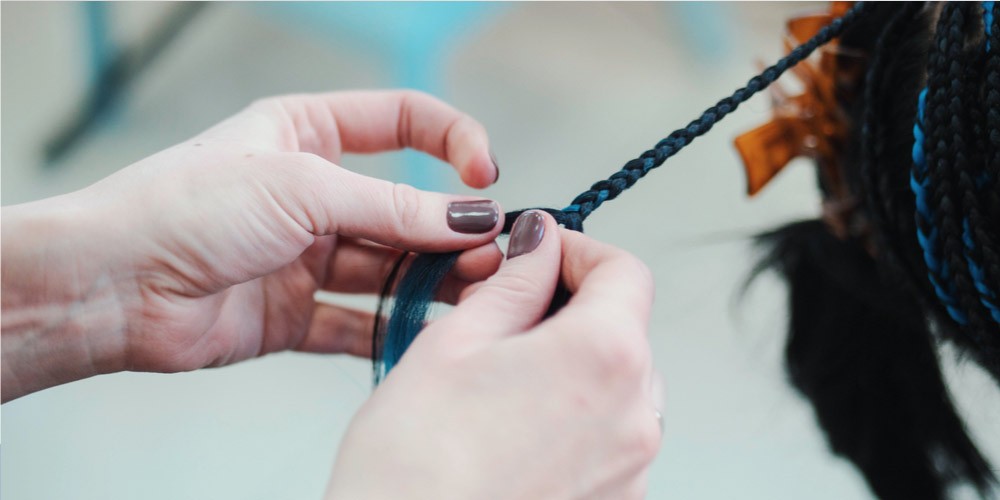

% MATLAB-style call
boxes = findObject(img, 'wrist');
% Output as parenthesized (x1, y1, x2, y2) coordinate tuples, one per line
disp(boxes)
(1, 196, 129, 402)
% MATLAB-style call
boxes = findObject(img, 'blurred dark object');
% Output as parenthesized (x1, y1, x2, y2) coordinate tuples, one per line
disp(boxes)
(43, 2, 208, 165)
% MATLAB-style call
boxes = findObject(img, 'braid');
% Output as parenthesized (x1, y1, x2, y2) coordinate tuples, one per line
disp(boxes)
(986, 1, 1000, 230)
(561, 2, 871, 227)
(921, 3, 1000, 373)
(917, 4, 969, 324)
(937, 5, 988, 329)
(971, 0, 1000, 322)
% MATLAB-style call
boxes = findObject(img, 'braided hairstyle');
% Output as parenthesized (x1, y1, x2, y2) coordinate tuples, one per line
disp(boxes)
(757, 2, 1000, 497)
(920, 3, 1000, 370)
(864, 1, 1000, 379)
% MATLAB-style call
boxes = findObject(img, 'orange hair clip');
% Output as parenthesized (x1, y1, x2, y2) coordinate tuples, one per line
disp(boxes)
(734, 1, 864, 198)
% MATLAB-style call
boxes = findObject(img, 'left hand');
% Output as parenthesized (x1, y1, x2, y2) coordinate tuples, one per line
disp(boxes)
(1, 90, 503, 401)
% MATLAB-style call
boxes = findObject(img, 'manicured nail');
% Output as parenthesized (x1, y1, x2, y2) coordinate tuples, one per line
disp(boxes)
(507, 210, 545, 259)
(447, 200, 500, 234)
(489, 150, 500, 183)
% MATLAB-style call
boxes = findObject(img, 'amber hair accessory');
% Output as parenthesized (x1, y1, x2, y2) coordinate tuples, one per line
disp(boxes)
(734, 1, 865, 201)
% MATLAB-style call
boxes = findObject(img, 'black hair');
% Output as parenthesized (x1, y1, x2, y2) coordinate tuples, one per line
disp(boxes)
(755, 2, 1000, 497)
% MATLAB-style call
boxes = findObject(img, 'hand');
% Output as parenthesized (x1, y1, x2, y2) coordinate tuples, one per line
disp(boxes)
(1, 90, 504, 402)
(326, 211, 662, 500)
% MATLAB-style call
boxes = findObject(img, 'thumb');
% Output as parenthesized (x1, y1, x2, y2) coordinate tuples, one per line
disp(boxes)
(428, 210, 562, 342)
(271, 153, 504, 252)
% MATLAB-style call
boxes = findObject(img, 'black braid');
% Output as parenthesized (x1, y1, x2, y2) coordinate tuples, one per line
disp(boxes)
(979, 1, 1000, 307)
(924, 3, 1000, 371)
(561, 1, 871, 227)
(988, 1, 1000, 220)
(925, 5, 978, 324)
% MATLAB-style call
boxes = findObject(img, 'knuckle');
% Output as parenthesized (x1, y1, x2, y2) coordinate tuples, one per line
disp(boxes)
(285, 151, 325, 169)
(589, 333, 648, 379)
(397, 89, 432, 104)
(609, 250, 655, 296)
(493, 271, 540, 297)
(476, 272, 539, 310)
(389, 182, 424, 239)
(275, 152, 328, 186)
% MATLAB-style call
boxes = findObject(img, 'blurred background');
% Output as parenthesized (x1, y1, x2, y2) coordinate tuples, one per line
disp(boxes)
(2, 2, 998, 499)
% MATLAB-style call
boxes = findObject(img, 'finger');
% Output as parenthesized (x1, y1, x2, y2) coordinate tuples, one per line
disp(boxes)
(322, 238, 403, 294)
(298, 302, 375, 357)
(263, 153, 503, 252)
(204, 90, 499, 188)
(426, 210, 561, 343)
(434, 243, 504, 304)
(323, 238, 502, 296)
(545, 229, 655, 336)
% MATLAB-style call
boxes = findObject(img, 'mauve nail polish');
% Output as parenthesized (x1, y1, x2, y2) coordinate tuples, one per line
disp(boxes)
(507, 210, 545, 259)
(447, 200, 499, 234)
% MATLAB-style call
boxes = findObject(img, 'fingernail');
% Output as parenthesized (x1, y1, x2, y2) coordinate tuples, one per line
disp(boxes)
(489, 150, 500, 183)
(447, 200, 500, 234)
(507, 210, 545, 259)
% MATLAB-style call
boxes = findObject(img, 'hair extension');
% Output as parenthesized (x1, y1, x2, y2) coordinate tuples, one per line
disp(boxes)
(911, 2, 1000, 379)
(752, 219, 994, 499)
(373, 2, 872, 380)
(373, 208, 571, 383)
(752, 4, 997, 497)
(845, 1, 1000, 390)
(967, 1, 1000, 325)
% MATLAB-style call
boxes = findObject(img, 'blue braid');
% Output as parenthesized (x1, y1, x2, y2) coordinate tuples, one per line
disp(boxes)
(912, 87, 968, 324)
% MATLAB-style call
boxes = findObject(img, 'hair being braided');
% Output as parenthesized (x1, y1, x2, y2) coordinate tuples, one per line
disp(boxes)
(560, 2, 871, 227)
(374, 2, 873, 380)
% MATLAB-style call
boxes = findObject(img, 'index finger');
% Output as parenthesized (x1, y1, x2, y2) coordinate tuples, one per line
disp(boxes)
(199, 90, 498, 188)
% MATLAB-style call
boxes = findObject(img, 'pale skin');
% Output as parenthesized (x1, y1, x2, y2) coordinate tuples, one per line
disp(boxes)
(2, 90, 661, 499)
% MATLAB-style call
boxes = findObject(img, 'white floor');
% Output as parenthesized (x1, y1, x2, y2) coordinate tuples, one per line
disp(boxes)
(3, 3, 998, 499)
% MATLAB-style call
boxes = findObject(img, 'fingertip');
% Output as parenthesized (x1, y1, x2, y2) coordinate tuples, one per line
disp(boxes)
(455, 147, 496, 189)
(447, 117, 496, 189)
(453, 241, 503, 282)
(437, 243, 503, 305)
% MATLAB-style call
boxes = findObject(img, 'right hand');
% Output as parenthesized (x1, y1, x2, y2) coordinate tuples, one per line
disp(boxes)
(326, 210, 661, 500)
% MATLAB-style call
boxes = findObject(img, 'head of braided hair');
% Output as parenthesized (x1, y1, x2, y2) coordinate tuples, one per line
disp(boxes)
(912, 2, 1000, 371)
(753, 1, 1000, 497)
